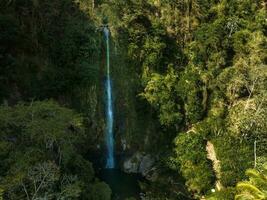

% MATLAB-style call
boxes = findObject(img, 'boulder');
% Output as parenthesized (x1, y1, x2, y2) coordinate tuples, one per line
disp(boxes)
(123, 152, 156, 179)
(139, 154, 155, 176)
(123, 152, 143, 173)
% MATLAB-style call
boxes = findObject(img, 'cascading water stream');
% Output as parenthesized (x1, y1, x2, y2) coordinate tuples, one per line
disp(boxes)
(104, 27, 115, 169)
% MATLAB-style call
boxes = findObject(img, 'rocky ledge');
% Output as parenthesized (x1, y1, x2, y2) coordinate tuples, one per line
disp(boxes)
(123, 152, 158, 181)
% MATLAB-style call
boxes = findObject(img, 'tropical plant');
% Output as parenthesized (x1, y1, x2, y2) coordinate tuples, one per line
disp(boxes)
(235, 163, 267, 200)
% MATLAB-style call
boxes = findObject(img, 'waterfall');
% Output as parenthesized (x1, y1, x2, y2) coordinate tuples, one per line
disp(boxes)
(104, 27, 115, 168)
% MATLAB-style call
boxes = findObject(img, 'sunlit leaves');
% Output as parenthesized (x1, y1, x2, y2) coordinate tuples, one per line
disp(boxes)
(141, 67, 182, 125)
(235, 164, 267, 200)
(172, 131, 214, 194)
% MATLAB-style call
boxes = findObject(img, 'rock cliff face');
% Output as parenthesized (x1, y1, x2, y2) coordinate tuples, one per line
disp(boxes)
(206, 141, 223, 191)
(123, 152, 157, 180)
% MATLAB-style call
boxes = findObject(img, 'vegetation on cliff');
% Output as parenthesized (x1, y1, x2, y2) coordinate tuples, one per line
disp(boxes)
(0, 0, 266, 199)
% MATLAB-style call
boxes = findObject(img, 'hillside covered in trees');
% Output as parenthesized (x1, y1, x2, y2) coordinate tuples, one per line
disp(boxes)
(0, 0, 266, 200)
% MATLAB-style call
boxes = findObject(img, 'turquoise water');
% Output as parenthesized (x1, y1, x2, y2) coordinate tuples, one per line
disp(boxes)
(99, 169, 142, 200)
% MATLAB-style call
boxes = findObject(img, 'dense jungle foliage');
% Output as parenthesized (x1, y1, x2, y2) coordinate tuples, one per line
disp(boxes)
(0, 0, 266, 199)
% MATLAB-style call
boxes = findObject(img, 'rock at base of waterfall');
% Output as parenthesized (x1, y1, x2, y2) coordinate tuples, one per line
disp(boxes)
(123, 152, 156, 179)
(139, 154, 155, 176)
(123, 152, 143, 173)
